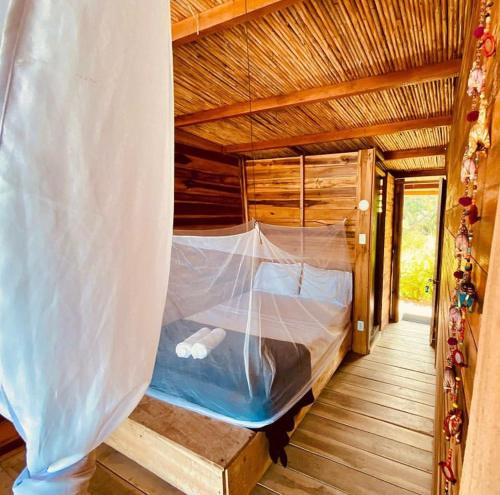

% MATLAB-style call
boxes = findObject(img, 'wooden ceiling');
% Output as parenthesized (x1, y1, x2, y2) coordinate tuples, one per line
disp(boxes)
(171, 0, 473, 171)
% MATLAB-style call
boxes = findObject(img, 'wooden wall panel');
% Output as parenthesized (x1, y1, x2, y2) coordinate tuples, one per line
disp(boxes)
(304, 152, 359, 257)
(244, 150, 376, 355)
(460, 187, 500, 494)
(174, 144, 243, 229)
(245, 157, 302, 226)
(381, 173, 395, 330)
(433, 1, 500, 493)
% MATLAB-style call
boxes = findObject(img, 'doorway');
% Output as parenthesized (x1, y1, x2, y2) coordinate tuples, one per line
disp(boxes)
(391, 178, 446, 334)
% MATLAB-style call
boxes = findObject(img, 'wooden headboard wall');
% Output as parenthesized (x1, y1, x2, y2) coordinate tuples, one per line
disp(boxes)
(243, 149, 376, 354)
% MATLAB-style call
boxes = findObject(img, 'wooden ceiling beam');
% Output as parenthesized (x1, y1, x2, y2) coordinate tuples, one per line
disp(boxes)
(404, 182, 440, 189)
(175, 129, 223, 153)
(392, 168, 447, 178)
(175, 143, 239, 166)
(172, 0, 302, 47)
(223, 115, 452, 153)
(175, 60, 461, 127)
(383, 145, 447, 161)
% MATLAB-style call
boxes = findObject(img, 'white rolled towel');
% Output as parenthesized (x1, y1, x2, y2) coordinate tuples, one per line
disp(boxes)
(175, 327, 211, 358)
(192, 328, 226, 359)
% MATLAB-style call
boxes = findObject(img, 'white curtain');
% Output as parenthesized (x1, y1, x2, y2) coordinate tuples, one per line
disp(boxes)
(0, 1, 174, 493)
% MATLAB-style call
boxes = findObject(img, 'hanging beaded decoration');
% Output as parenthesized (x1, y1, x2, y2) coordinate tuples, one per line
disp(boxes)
(439, 1, 495, 492)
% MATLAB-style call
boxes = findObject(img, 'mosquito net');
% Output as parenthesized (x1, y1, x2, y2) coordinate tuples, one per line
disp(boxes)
(149, 221, 353, 428)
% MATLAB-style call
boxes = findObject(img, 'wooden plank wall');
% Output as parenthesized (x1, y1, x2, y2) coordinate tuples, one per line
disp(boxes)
(174, 144, 243, 229)
(245, 152, 359, 253)
(380, 173, 395, 330)
(434, 1, 500, 493)
(245, 157, 302, 226)
(304, 152, 359, 254)
(244, 150, 376, 354)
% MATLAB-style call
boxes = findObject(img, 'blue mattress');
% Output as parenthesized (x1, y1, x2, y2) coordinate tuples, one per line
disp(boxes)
(149, 319, 312, 426)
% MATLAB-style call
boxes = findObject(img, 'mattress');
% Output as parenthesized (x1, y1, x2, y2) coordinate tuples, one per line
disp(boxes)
(188, 290, 350, 365)
(149, 318, 311, 427)
(148, 291, 350, 427)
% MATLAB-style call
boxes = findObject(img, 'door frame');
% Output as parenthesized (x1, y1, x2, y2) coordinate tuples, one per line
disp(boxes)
(389, 179, 405, 322)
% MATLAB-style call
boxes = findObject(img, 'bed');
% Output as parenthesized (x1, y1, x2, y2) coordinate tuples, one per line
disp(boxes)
(106, 224, 354, 494)
(149, 288, 351, 428)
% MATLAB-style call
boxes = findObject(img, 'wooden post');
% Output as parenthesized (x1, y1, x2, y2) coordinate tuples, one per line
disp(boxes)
(390, 179, 405, 322)
(352, 149, 375, 355)
(299, 155, 305, 227)
(239, 158, 249, 223)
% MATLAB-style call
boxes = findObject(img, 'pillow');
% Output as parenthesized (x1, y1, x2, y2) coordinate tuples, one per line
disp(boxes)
(253, 262, 301, 296)
(300, 264, 352, 307)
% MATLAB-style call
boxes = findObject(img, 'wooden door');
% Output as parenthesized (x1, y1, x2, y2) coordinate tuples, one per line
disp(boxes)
(429, 178, 447, 345)
(371, 171, 386, 343)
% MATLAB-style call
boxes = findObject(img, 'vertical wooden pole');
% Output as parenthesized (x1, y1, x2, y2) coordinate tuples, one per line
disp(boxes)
(299, 155, 305, 227)
(239, 157, 249, 224)
(390, 179, 405, 322)
(352, 148, 375, 355)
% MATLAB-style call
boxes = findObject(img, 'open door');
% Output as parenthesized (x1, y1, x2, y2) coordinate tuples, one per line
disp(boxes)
(371, 170, 387, 344)
(429, 177, 447, 345)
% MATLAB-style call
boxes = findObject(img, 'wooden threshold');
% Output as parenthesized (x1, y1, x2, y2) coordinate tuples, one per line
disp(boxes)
(106, 329, 352, 495)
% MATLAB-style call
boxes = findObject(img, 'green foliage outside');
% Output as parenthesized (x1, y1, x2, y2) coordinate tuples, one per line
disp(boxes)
(400, 194, 438, 303)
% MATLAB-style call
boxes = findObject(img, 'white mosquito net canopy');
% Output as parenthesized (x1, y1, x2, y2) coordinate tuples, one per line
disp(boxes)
(0, 1, 173, 493)
(149, 221, 353, 427)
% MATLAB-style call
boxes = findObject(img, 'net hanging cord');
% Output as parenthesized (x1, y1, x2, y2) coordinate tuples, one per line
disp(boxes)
(242, 1, 257, 221)
(187, 2, 200, 35)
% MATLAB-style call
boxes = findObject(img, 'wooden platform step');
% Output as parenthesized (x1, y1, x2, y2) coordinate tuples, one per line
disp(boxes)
(0, 445, 182, 495)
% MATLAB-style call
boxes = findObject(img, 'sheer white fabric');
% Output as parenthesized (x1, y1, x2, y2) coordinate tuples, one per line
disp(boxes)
(150, 222, 353, 427)
(0, 1, 174, 493)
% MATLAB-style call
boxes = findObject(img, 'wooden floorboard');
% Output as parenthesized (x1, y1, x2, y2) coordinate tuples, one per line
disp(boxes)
(295, 414, 433, 472)
(285, 445, 418, 495)
(260, 320, 435, 495)
(308, 402, 433, 452)
(330, 372, 435, 405)
(338, 363, 435, 394)
(259, 463, 348, 494)
(324, 381, 435, 417)
(343, 356, 436, 384)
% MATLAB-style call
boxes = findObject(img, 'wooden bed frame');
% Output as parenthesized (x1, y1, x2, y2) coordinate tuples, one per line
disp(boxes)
(106, 329, 351, 495)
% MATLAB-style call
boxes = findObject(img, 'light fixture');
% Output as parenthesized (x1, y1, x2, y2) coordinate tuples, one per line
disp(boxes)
(358, 199, 370, 211)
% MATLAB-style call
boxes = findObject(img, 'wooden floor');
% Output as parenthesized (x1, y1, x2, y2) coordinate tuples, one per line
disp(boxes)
(256, 320, 435, 495)
(0, 320, 435, 495)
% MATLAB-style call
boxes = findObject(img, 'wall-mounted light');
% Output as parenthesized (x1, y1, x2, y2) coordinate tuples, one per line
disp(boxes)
(358, 199, 370, 211)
